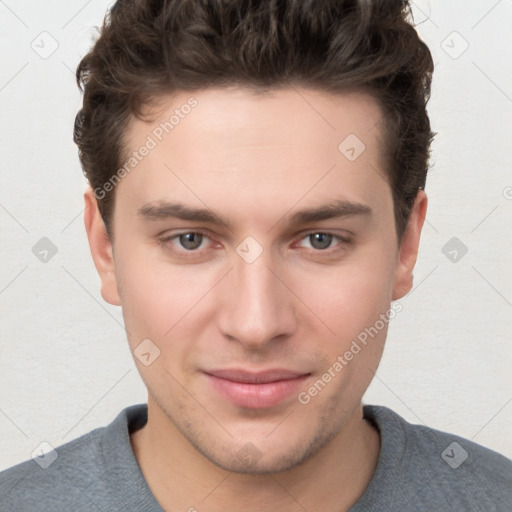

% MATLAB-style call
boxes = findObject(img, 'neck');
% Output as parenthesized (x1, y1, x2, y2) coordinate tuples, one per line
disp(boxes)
(130, 398, 380, 512)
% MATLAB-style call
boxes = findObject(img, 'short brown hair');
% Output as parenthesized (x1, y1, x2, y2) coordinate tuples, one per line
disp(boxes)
(74, 0, 434, 242)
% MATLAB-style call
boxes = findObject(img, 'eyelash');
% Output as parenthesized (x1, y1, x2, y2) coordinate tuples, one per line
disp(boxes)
(157, 230, 351, 258)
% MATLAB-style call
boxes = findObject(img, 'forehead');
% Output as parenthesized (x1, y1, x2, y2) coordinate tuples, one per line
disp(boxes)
(116, 87, 390, 226)
(126, 86, 384, 155)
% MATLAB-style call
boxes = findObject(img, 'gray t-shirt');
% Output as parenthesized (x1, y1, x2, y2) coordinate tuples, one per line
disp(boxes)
(1, 403, 511, 511)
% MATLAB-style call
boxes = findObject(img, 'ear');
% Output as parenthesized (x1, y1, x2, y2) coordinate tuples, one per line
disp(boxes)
(392, 190, 428, 300)
(83, 187, 121, 306)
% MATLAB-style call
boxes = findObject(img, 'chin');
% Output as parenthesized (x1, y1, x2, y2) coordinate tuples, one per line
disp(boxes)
(198, 425, 340, 475)
(208, 448, 306, 475)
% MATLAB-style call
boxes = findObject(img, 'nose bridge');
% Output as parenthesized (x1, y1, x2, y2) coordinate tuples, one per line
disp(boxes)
(218, 247, 296, 346)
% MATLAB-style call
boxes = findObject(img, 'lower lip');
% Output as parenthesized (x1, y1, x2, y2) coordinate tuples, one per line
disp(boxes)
(205, 374, 309, 409)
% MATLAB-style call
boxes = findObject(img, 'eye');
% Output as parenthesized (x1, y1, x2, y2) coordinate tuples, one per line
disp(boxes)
(158, 231, 211, 252)
(177, 232, 205, 250)
(298, 232, 347, 251)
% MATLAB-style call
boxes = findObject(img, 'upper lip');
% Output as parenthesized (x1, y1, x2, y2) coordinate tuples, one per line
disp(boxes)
(204, 369, 309, 384)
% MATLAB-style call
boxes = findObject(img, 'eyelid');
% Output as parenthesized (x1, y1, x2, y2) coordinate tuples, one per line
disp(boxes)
(157, 229, 352, 257)
(157, 229, 217, 251)
(294, 230, 352, 252)
(297, 229, 351, 242)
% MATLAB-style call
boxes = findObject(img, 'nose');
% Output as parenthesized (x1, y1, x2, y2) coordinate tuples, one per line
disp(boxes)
(216, 251, 298, 350)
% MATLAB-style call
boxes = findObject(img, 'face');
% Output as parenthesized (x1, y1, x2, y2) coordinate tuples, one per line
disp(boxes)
(85, 86, 426, 473)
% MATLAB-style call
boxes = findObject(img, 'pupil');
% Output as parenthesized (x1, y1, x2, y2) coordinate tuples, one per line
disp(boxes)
(180, 233, 202, 250)
(310, 233, 332, 250)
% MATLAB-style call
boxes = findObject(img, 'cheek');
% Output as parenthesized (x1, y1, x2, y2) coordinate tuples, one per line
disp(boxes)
(114, 247, 177, 340)
(291, 253, 396, 338)
(115, 250, 218, 352)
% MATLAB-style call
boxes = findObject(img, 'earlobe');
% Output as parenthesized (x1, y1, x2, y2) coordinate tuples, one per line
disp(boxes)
(392, 190, 428, 301)
(83, 188, 122, 306)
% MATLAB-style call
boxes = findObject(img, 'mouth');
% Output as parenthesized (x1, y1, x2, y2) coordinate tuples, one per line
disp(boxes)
(203, 368, 311, 409)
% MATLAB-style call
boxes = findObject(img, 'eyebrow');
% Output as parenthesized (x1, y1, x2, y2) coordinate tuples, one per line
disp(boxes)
(137, 202, 228, 227)
(287, 199, 372, 225)
(136, 199, 372, 228)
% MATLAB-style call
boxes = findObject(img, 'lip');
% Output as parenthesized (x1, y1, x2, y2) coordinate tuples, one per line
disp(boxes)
(204, 369, 310, 409)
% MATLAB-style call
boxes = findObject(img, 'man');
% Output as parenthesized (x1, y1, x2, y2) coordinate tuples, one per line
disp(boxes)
(1, 0, 511, 510)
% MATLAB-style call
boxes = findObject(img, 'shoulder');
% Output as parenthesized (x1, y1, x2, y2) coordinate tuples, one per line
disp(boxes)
(0, 426, 107, 511)
(359, 405, 512, 511)
(0, 404, 149, 512)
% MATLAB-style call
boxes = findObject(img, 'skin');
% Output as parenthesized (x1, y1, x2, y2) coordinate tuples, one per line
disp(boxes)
(84, 87, 427, 511)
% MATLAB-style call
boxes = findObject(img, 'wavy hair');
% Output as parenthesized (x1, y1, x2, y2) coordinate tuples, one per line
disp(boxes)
(74, 0, 434, 242)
